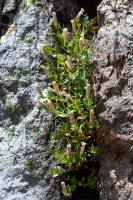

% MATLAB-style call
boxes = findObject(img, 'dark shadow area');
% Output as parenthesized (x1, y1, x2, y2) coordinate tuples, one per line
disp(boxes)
(53, 0, 102, 25)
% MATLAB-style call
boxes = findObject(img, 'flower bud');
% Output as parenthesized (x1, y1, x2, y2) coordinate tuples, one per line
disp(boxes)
(66, 144, 71, 159)
(80, 142, 86, 155)
(36, 84, 44, 98)
(71, 19, 76, 32)
(63, 28, 69, 40)
(66, 93, 74, 103)
(65, 60, 72, 72)
(89, 109, 94, 123)
(70, 110, 75, 125)
(52, 81, 60, 95)
(41, 65, 49, 76)
(61, 182, 68, 196)
(80, 33, 85, 45)
(47, 100, 56, 113)
(79, 38, 84, 50)
(35, 98, 45, 107)
(52, 12, 58, 26)
(67, 55, 72, 66)
(76, 8, 84, 19)
(86, 84, 90, 99)
(42, 44, 48, 59)
(61, 91, 66, 96)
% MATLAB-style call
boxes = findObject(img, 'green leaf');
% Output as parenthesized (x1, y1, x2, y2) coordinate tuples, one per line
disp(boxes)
(71, 184, 77, 192)
(71, 176, 78, 185)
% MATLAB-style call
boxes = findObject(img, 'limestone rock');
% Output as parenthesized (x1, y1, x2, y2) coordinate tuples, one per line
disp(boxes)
(93, 0, 133, 199)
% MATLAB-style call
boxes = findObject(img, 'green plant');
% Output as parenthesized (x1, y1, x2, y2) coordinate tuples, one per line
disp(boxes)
(35, 9, 99, 198)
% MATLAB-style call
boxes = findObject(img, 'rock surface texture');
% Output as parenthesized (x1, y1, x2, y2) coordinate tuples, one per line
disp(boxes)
(0, 0, 100, 200)
(0, 1, 66, 200)
(93, 0, 133, 199)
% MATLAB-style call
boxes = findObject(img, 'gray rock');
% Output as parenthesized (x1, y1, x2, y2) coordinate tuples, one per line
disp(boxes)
(93, 0, 133, 199)
(0, 1, 66, 199)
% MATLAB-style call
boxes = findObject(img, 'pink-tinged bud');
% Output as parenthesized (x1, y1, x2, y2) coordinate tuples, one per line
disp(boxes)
(61, 91, 67, 96)
(70, 110, 75, 125)
(49, 87, 56, 93)
(66, 144, 71, 159)
(71, 19, 76, 32)
(66, 93, 74, 103)
(35, 98, 46, 107)
(67, 55, 72, 66)
(89, 109, 94, 123)
(80, 142, 86, 155)
(42, 44, 48, 59)
(63, 28, 69, 40)
(61, 182, 68, 196)
(47, 100, 56, 113)
(36, 84, 44, 98)
(86, 84, 90, 99)
(41, 65, 49, 76)
(76, 8, 84, 19)
(52, 12, 58, 26)
(52, 81, 60, 95)
(80, 33, 85, 45)
(65, 60, 72, 72)
(79, 38, 84, 50)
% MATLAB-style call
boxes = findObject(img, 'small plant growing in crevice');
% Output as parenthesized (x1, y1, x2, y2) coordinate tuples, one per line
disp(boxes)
(35, 9, 99, 198)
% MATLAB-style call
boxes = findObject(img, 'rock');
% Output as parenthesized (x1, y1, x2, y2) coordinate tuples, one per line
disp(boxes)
(93, 0, 133, 199)
(0, 1, 66, 199)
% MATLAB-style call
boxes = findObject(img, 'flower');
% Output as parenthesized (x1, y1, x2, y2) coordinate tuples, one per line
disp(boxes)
(47, 100, 56, 113)
(52, 81, 60, 95)
(63, 28, 69, 40)
(42, 44, 48, 59)
(65, 60, 72, 72)
(36, 84, 44, 97)
(71, 19, 76, 32)
(89, 109, 94, 123)
(70, 110, 75, 125)
(80, 142, 86, 155)
(66, 93, 74, 103)
(80, 33, 85, 45)
(66, 144, 71, 159)
(35, 98, 45, 107)
(86, 84, 90, 99)
(79, 37, 84, 50)
(61, 182, 68, 196)
(41, 65, 49, 76)
(52, 12, 58, 26)
(76, 8, 84, 19)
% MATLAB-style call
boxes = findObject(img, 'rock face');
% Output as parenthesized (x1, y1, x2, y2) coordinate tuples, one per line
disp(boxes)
(93, 0, 133, 199)
(0, 0, 100, 200)
(0, 1, 66, 200)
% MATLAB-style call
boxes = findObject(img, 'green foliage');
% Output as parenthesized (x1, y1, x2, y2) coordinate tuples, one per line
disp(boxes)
(37, 13, 99, 198)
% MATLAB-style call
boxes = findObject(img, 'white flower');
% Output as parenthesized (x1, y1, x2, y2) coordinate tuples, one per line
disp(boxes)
(89, 109, 94, 123)
(86, 84, 90, 99)
(80, 142, 86, 155)
(71, 19, 76, 32)
(52, 81, 60, 95)
(66, 144, 71, 159)
(35, 98, 45, 107)
(70, 110, 75, 125)
(76, 8, 84, 19)
(65, 60, 72, 72)
(63, 28, 69, 40)
(52, 12, 58, 26)
(36, 84, 44, 97)
(47, 100, 56, 113)
(42, 44, 48, 59)
(61, 182, 68, 196)
(41, 65, 49, 76)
